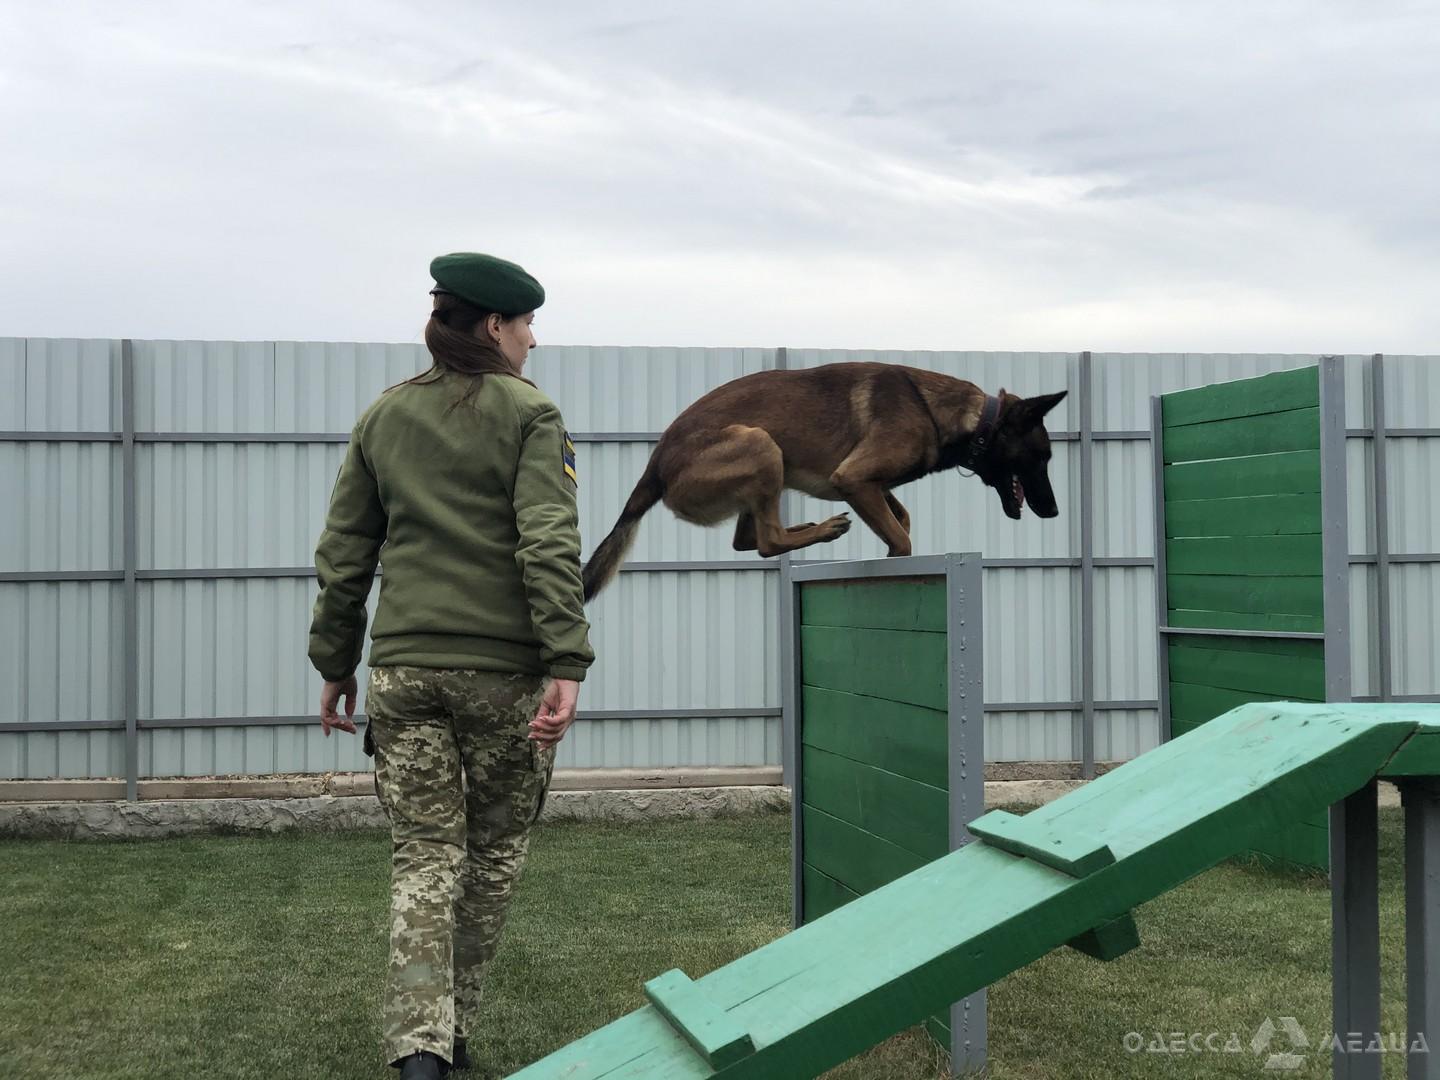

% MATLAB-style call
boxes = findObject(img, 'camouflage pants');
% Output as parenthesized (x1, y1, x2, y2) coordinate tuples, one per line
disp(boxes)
(366, 665, 556, 1066)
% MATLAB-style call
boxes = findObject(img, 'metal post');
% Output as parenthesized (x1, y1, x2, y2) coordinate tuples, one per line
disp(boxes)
(1331, 779, 1381, 1080)
(1403, 779, 1440, 1079)
(1320, 355, 1352, 704)
(121, 339, 139, 802)
(780, 558, 804, 930)
(1371, 355, 1393, 702)
(946, 552, 987, 1073)
(1078, 351, 1095, 778)
(1150, 395, 1172, 741)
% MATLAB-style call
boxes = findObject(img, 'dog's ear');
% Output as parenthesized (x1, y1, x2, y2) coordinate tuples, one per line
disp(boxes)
(1013, 390, 1067, 428)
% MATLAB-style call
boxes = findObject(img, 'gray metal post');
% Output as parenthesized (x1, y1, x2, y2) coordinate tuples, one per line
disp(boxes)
(1371, 355, 1393, 703)
(781, 557, 804, 930)
(1078, 351, 1095, 778)
(1331, 779, 1382, 1080)
(946, 552, 987, 1072)
(121, 339, 139, 802)
(1320, 355, 1352, 704)
(1403, 779, 1440, 1079)
(1149, 395, 1172, 741)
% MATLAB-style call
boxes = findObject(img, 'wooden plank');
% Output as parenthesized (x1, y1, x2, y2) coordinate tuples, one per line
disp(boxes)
(1166, 535, 1322, 577)
(1168, 644, 1325, 700)
(1379, 732, 1440, 778)
(508, 705, 1420, 1080)
(1166, 608, 1324, 634)
(802, 864, 860, 923)
(1169, 682, 1298, 726)
(1162, 365, 1319, 428)
(800, 579, 946, 633)
(1162, 406, 1319, 464)
(967, 809, 1117, 878)
(1165, 493, 1322, 538)
(801, 686, 948, 790)
(801, 805, 929, 899)
(1166, 574, 1322, 618)
(1164, 449, 1320, 502)
(1169, 634, 1324, 660)
(801, 746, 949, 863)
(800, 625, 947, 710)
(643, 969, 756, 1071)
(1068, 912, 1141, 962)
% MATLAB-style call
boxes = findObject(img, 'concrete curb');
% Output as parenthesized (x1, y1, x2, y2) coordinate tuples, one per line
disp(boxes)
(0, 777, 1402, 842)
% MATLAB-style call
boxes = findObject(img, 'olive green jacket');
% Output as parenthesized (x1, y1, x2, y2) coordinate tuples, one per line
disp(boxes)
(307, 370, 595, 684)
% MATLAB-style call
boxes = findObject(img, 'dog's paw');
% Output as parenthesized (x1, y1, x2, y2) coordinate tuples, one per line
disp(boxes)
(821, 514, 852, 539)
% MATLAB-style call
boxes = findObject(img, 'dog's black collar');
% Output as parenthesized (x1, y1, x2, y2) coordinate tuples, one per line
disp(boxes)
(960, 394, 1002, 471)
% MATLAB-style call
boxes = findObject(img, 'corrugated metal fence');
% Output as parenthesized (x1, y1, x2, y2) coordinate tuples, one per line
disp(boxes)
(3, 340, 1437, 786)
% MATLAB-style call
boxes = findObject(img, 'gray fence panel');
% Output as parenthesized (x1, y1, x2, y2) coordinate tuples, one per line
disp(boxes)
(1392, 564, 1440, 698)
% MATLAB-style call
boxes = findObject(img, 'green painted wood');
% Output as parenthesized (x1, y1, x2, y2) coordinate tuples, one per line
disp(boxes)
(1165, 608, 1325, 634)
(1161, 365, 1319, 428)
(643, 969, 756, 1070)
(967, 809, 1117, 878)
(1168, 644, 1325, 700)
(507, 705, 1432, 1080)
(1169, 682, 1296, 726)
(799, 579, 947, 633)
(1170, 634, 1324, 660)
(802, 746, 949, 863)
(1067, 912, 1141, 962)
(1164, 493, 1322, 538)
(801, 686, 948, 789)
(1379, 732, 1440, 777)
(922, 1016, 950, 1055)
(1166, 574, 1323, 618)
(800, 625, 947, 711)
(1162, 407, 1320, 464)
(1165, 535, 1322, 577)
(1163, 449, 1321, 502)
(802, 864, 860, 923)
(801, 805, 928, 900)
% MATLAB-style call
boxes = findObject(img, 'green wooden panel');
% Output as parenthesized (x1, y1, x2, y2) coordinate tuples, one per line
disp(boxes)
(1170, 682, 1297, 726)
(799, 579, 947, 632)
(1379, 732, 1440, 777)
(1162, 407, 1319, 464)
(1164, 493, 1322, 538)
(1164, 449, 1321, 502)
(1166, 574, 1322, 618)
(801, 686, 948, 789)
(1166, 535, 1322, 577)
(1170, 634, 1324, 660)
(922, 1016, 950, 1056)
(643, 970, 756, 1070)
(509, 705, 1426, 1080)
(1250, 816, 1329, 871)
(801, 805, 928, 899)
(801, 746, 949, 863)
(1168, 644, 1325, 700)
(800, 625, 947, 710)
(1068, 912, 1141, 962)
(1166, 608, 1324, 634)
(1162, 365, 1319, 428)
(802, 864, 860, 923)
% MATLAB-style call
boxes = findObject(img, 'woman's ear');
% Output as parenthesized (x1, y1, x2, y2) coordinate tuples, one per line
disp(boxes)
(486, 313, 503, 342)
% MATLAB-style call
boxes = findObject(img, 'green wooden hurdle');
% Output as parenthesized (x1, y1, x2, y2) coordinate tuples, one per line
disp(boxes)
(780, 554, 987, 1075)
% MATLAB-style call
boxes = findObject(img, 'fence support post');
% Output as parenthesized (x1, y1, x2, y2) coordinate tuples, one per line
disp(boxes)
(121, 338, 139, 802)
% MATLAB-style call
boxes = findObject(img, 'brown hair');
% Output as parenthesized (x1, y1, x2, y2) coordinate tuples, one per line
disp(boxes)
(400, 291, 534, 408)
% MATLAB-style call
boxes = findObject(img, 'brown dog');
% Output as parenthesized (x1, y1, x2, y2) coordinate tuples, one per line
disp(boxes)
(581, 361, 1067, 601)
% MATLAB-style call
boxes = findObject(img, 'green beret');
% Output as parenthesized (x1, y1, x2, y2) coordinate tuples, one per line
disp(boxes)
(429, 252, 544, 315)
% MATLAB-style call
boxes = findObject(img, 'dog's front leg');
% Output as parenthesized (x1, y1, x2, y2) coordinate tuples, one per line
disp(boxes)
(831, 478, 912, 557)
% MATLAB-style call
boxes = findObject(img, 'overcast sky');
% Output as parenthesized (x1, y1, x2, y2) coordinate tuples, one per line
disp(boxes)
(3, 1, 1438, 353)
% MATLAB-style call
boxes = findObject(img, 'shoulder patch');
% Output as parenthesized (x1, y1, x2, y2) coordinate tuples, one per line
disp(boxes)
(562, 431, 577, 485)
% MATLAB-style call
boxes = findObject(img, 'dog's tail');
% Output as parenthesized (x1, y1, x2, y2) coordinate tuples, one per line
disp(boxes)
(582, 453, 663, 603)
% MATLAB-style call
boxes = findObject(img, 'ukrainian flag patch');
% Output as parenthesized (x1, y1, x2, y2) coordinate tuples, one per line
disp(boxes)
(562, 432, 577, 485)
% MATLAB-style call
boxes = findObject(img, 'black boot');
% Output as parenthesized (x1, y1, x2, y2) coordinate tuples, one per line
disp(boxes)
(397, 1050, 448, 1080)
(453, 1036, 472, 1072)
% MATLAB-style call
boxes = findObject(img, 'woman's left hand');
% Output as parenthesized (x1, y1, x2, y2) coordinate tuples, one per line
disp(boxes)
(321, 675, 359, 736)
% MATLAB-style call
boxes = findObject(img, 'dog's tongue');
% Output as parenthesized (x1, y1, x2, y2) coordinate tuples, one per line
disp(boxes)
(1013, 477, 1025, 509)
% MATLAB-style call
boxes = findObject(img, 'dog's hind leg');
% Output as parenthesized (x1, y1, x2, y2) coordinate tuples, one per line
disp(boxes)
(732, 512, 757, 551)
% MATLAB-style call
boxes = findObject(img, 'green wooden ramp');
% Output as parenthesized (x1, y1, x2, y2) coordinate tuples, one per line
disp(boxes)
(506, 703, 1440, 1079)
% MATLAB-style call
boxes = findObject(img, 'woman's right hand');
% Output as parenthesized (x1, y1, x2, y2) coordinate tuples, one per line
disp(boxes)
(529, 678, 580, 750)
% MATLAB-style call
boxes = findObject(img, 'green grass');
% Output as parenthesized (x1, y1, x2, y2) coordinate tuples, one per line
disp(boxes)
(0, 805, 1420, 1079)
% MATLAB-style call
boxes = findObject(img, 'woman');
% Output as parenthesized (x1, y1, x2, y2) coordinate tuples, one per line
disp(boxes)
(308, 252, 595, 1079)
